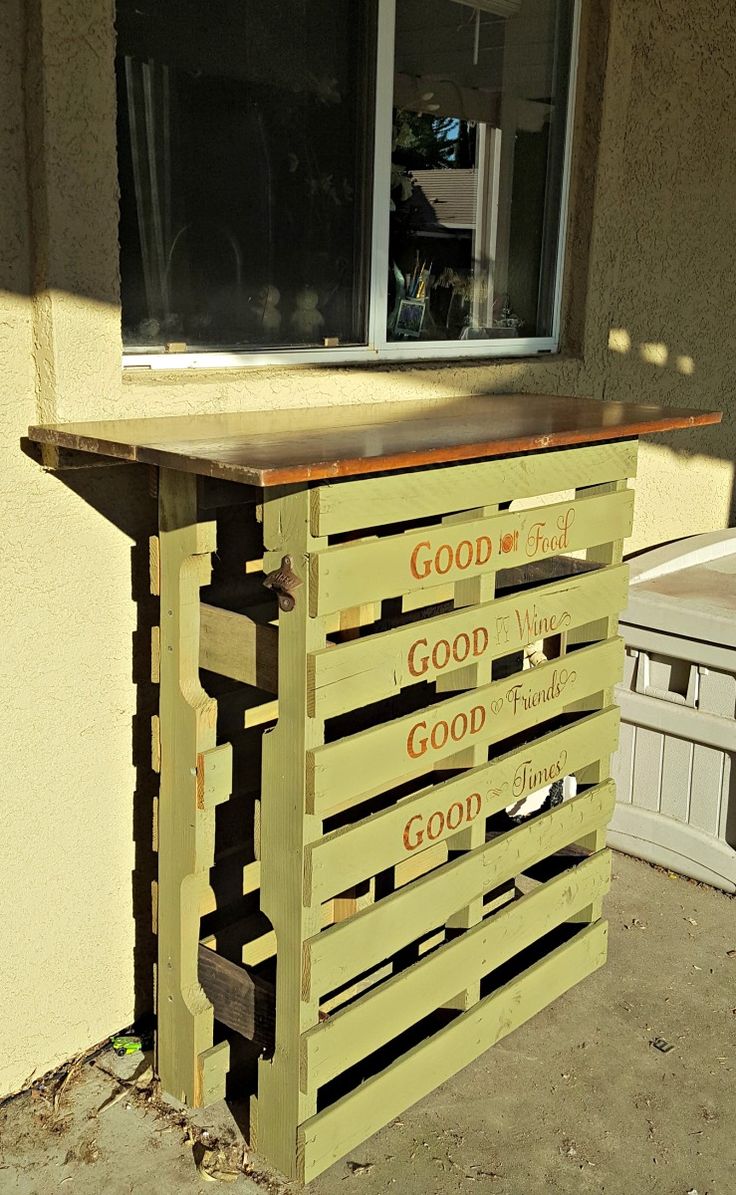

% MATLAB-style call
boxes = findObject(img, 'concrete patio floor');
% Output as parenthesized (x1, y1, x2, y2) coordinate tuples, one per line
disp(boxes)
(1, 852, 733, 1195)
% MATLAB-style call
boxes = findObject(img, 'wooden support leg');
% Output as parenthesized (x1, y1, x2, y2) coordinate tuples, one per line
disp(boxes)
(253, 486, 328, 1180)
(156, 468, 229, 1106)
(564, 475, 632, 924)
(436, 506, 498, 1011)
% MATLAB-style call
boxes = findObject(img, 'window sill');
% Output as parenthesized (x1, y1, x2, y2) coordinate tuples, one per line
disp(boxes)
(122, 337, 559, 372)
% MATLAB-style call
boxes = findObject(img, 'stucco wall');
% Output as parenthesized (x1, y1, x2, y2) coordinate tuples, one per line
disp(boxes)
(1, 0, 733, 1097)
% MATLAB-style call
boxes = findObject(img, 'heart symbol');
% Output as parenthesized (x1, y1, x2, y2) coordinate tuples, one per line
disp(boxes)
(490, 699, 504, 716)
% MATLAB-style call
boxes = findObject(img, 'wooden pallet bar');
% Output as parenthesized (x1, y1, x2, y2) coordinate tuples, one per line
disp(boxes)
(27, 393, 720, 1184)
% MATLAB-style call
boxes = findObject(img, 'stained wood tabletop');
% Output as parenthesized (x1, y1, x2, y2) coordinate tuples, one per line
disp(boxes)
(27, 394, 721, 486)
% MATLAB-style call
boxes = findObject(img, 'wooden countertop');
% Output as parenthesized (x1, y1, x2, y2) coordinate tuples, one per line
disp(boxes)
(27, 394, 721, 486)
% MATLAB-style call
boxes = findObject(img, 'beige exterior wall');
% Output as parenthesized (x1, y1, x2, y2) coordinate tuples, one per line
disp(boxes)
(1, 0, 733, 1096)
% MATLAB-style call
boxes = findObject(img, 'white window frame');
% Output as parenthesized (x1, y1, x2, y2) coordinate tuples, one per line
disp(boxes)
(122, 0, 581, 371)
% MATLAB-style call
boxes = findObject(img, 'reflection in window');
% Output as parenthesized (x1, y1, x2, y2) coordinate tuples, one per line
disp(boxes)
(388, 0, 574, 343)
(116, 0, 577, 360)
(116, 0, 376, 352)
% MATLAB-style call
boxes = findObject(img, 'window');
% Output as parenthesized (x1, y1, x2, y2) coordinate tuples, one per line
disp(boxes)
(116, 0, 579, 366)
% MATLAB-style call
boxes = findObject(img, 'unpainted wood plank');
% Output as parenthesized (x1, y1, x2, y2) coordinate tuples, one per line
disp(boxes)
(303, 781, 615, 1000)
(308, 638, 624, 815)
(198, 943, 275, 1054)
(200, 603, 279, 693)
(306, 707, 620, 904)
(301, 851, 611, 1092)
(310, 489, 634, 616)
(298, 922, 609, 1182)
(311, 440, 638, 535)
(309, 563, 628, 719)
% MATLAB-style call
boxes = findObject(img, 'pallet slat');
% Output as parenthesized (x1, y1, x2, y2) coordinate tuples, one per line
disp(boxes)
(302, 850, 611, 1091)
(198, 944, 275, 1054)
(308, 638, 624, 814)
(311, 440, 638, 536)
(157, 471, 221, 1107)
(306, 706, 619, 903)
(298, 921, 609, 1182)
(309, 563, 629, 719)
(254, 486, 331, 1173)
(310, 489, 634, 616)
(304, 781, 615, 999)
(200, 603, 279, 692)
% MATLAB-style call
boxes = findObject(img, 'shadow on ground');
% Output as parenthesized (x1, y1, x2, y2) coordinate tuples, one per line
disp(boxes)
(1, 852, 733, 1195)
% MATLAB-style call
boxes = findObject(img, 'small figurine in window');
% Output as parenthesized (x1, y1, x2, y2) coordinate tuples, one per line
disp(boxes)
(250, 284, 282, 337)
(290, 286, 325, 340)
(494, 294, 524, 333)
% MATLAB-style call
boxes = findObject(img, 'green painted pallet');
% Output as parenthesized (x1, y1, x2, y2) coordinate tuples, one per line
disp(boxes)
(152, 440, 636, 1182)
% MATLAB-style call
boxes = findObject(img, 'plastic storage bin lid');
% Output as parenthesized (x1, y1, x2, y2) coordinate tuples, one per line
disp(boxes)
(621, 528, 736, 648)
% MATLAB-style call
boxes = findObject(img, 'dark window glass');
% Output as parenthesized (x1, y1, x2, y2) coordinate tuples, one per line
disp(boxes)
(388, 0, 574, 343)
(116, 0, 376, 352)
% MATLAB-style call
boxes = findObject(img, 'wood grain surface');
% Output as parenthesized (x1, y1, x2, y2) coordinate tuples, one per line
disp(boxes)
(26, 393, 721, 486)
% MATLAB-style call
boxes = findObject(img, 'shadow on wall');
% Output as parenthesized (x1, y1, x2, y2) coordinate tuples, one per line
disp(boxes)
(26, 460, 161, 1027)
(604, 327, 735, 526)
(18, 451, 271, 1112)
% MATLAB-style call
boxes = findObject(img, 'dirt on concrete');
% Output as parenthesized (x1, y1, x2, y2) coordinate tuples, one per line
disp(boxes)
(1, 853, 734, 1195)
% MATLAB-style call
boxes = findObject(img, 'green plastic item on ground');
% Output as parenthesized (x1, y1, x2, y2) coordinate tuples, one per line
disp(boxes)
(110, 1035, 143, 1057)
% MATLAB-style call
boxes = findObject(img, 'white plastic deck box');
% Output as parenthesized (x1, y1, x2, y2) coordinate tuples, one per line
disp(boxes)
(610, 529, 736, 892)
